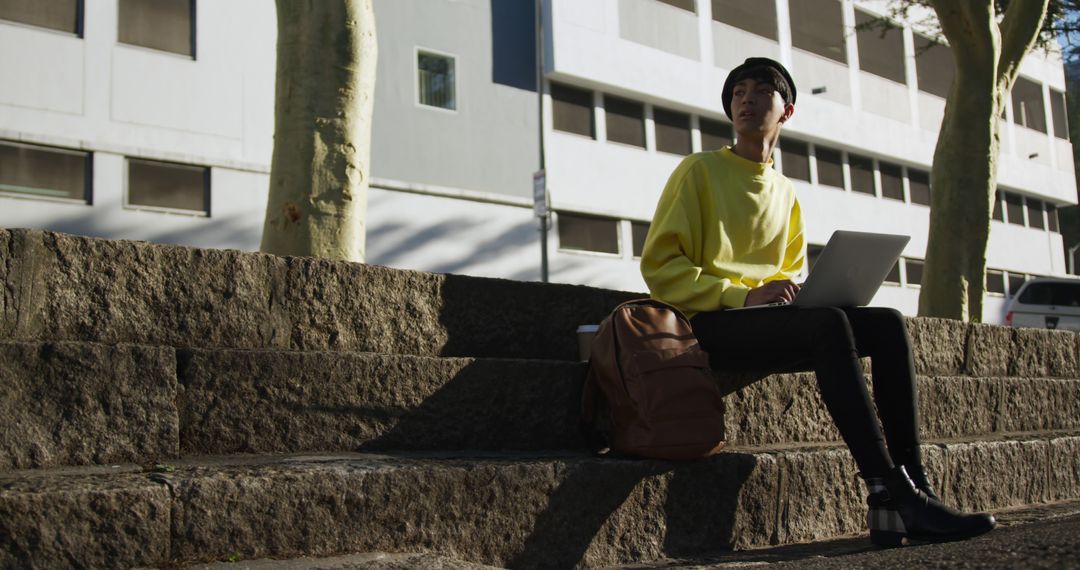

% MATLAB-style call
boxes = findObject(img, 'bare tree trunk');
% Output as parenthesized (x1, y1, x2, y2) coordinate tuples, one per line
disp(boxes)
(918, 0, 1049, 321)
(919, 68, 1001, 321)
(261, 0, 377, 261)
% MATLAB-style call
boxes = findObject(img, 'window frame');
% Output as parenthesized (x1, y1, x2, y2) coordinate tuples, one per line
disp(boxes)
(814, 146, 845, 190)
(908, 168, 931, 206)
(556, 211, 622, 257)
(854, 8, 906, 84)
(913, 34, 954, 98)
(415, 46, 459, 113)
(123, 156, 210, 217)
(550, 81, 596, 139)
(789, 0, 848, 65)
(699, 117, 733, 151)
(653, 106, 692, 156)
(0, 139, 93, 204)
(656, 0, 695, 13)
(631, 221, 651, 259)
(711, 0, 778, 41)
(1011, 76, 1047, 133)
(117, 0, 197, 59)
(0, 0, 84, 36)
(604, 94, 646, 149)
(779, 137, 812, 183)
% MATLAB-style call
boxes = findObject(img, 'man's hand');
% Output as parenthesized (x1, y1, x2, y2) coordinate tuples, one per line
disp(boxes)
(744, 280, 800, 307)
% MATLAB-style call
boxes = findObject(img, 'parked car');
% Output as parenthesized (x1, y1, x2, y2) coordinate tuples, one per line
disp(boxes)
(1005, 277, 1080, 331)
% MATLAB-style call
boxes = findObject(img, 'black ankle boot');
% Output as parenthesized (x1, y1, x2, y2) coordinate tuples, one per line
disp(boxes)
(864, 466, 996, 547)
(903, 464, 941, 502)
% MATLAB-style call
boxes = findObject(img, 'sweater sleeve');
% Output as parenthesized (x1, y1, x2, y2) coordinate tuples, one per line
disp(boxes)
(640, 159, 752, 313)
(768, 195, 806, 282)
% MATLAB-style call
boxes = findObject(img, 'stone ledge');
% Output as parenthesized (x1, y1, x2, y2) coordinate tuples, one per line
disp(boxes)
(0, 472, 171, 569)
(3, 230, 1078, 372)
(2, 435, 1076, 569)
(0, 340, 178, 470)
(0, 229, 634, 361)
(179, 348, 1080, 455)
(3, 341, 1079, 469)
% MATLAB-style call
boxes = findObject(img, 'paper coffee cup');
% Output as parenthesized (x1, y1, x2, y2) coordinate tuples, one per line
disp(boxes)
(577, 324, 599, 361)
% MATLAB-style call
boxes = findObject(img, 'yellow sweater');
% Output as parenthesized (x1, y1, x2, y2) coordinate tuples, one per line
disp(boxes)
(640, 146, 805, 317)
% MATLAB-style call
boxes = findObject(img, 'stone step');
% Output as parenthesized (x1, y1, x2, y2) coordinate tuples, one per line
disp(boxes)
(0, 228, 632, 361)
(3, 229, 1079, 375)
(183, 499, 1080, 570)
(2, 433, 1077, 569)
(4, 340, 1080, 470)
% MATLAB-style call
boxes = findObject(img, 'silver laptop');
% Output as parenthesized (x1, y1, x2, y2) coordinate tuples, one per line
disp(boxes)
(733, 230, 910, 310)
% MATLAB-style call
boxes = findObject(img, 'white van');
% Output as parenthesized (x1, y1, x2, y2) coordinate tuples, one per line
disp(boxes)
(1005, 277, 1080, 331)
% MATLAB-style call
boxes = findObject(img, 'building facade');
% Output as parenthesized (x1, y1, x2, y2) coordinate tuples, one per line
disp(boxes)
(0, 0, 1074, 322)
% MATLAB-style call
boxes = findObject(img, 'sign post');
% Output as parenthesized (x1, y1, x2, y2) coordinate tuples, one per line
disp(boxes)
(533, 170, 549, 283)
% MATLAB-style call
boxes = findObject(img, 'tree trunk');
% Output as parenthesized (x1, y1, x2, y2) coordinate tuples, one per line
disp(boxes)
(918, 69, 1001, 321)
(260, 0, 377, 261)
(918, 0, 1049, 321)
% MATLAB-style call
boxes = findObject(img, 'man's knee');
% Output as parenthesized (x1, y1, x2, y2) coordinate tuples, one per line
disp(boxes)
(805, 306, 854, 342)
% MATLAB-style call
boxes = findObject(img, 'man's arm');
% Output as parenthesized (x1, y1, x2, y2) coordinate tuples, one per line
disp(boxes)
(640, 159, 751, 312)
(750, 194, 805, 306)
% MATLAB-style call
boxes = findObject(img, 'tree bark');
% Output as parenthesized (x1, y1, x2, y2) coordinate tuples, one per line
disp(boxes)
(917, 0, 1049, 321)
(261, 0, 377, 261)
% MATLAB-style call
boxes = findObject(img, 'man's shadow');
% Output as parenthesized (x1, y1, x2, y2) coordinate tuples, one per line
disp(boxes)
(504, 452, 764, 569)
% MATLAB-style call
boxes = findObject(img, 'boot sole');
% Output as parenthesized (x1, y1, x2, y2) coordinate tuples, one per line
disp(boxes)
(871, 521, 997, 548)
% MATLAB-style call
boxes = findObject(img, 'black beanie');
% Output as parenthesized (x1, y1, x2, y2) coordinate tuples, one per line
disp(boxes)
(722, 57, 797, 119)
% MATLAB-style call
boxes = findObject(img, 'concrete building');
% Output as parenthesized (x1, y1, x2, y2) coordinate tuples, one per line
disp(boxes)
(0, 0, 1074, 322)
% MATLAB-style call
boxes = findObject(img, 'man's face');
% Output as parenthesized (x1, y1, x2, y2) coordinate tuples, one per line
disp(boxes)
(730, 77, 794, 138)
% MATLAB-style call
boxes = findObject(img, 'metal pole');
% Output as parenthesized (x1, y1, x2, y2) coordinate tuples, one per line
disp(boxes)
(535, 0, 549, 283)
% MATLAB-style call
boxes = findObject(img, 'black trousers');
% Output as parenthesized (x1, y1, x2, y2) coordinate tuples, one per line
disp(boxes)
(690, 306, 920, 477)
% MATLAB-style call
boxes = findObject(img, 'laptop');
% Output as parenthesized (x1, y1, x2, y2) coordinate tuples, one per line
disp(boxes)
(732, 230, 910, 310)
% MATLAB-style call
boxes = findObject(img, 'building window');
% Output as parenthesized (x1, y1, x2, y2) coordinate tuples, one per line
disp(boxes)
(1048, 204, 1059, 232)
(1005, 192, 1024, 226)
(855, 9, 905, 84)
(1007, 272, 1026, 297)
(905, 259, 923, 287)
(699, 117, 732, 151)
(780, 138, 811, 182)
(0, 0, 81, 34)
(880, 162, 904, 201)
(885, 260, 901, 284)
(654, 107, 692, 156)
(118, 0, 195, 57)
(558, 213, 619, 255)
(914, 34, 954, 98)
(993, 191, 1004, 221)
(657, 0, 695, 12)
(1050, 89, 1069, 140)
(1011, 77, 1046, 133)
(631, 221, 650, 257)
(605, 95, 645, 148)
(551, 82, 595, 138)
(909, 169, 931, 206)
(849, 154, 875, 195)
(126, 158, 209, 214)
(417, 50, 456, 110)
(986, 269, 1006, 295)
(790, 0, 846, 64)
(0, 140, 90, 202)
(815, 146, 844, 189)
(711, 0, 777, 40)
(1027, 198, 1045, 230)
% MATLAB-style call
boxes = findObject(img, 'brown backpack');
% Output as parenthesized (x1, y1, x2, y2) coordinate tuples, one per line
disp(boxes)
(580, 299, 726, 460)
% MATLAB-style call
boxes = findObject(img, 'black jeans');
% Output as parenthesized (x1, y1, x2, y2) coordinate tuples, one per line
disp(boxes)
(690, 305, 920, 477)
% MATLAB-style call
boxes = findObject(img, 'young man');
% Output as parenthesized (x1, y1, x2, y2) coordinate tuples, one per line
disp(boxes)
(639, 57, 996, 547)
